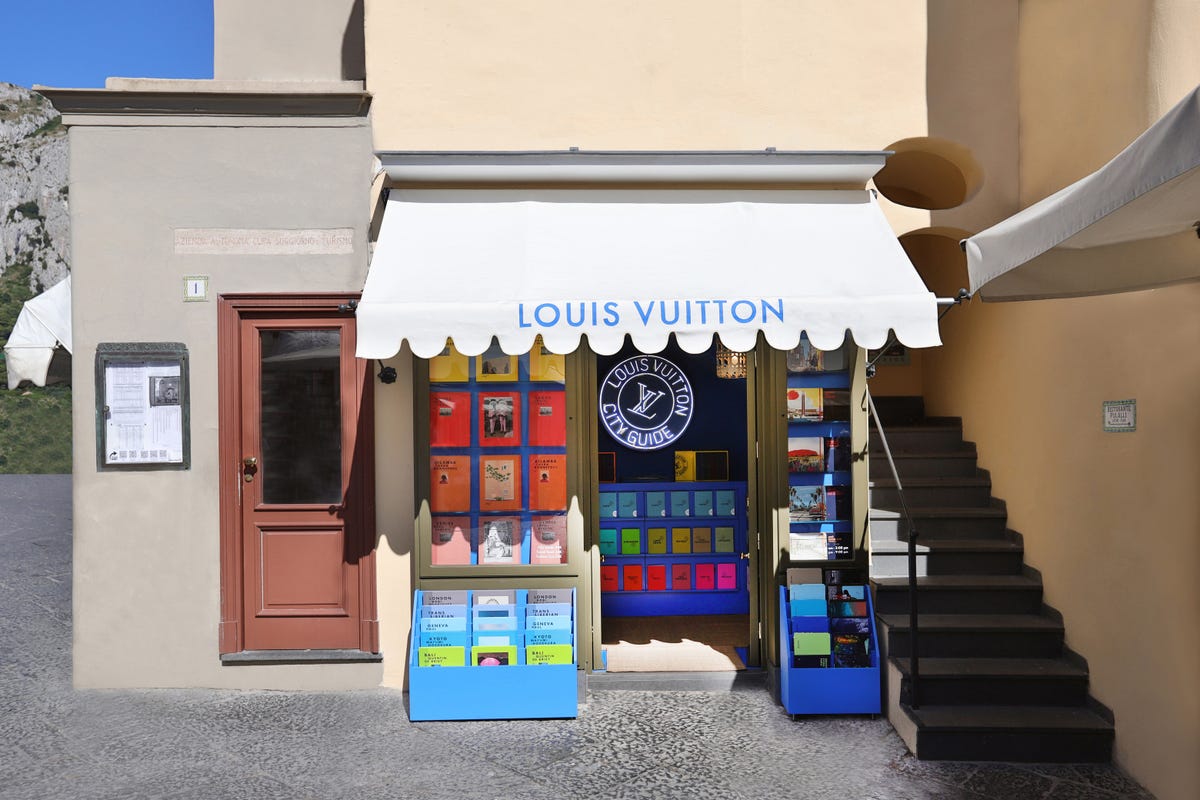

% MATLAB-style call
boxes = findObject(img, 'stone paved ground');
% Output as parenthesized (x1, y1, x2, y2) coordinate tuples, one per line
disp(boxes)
(0, 474, 1155, 800)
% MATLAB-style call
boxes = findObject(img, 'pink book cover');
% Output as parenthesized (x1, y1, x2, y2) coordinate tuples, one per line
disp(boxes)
(430, 516, 471, 565)
(530, 515, 567, 565)
(716, 563, 737, 590)
(695, 563, 715, 590)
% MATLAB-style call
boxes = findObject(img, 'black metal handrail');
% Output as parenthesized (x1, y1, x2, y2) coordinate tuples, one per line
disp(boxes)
(866, 386, 921, 709)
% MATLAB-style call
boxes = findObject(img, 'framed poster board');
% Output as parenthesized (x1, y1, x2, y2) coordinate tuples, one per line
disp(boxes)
(95, 342, 190, 470)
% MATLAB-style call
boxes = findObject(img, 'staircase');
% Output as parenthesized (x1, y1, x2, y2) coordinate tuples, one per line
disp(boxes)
(868, 404, 1114, 762)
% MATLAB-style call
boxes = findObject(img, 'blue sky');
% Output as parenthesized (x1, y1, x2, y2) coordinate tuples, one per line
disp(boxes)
(0, 0, 212, 89)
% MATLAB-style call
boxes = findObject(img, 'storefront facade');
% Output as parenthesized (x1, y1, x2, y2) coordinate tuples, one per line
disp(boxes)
(46, 3, 1198, 800)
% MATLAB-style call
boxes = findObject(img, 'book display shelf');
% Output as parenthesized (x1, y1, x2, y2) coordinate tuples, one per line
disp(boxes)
(408, 587, 579, 721)
(426, 339, 571, 569)
(785, 337, 854, 562)
(598, 481, 748, 617)
(777, 578, 881, 715)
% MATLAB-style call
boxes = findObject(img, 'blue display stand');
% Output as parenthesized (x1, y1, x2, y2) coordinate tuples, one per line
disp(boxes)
(408, 588, 579, 721)
(778, 586, 881, 715)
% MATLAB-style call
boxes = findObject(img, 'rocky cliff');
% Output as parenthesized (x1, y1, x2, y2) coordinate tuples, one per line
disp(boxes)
(0, 82, 68, 292)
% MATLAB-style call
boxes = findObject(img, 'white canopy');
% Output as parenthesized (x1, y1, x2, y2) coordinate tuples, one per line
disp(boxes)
(357, 154, 940, 359)
(4, 275, 72, 389)
(965, 85, 1200, 300)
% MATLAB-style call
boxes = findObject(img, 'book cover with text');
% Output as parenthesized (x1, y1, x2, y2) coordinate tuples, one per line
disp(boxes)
(788, 437, 825, 473)
(528, 453, 567, 511)
(430, 455, 471, 512)
(479, 455, 521, 511)
(786, 387, 824, 420)
(527, 389, 567, 446)
(429, 391, 471, 448)
(430, 516, 471, 565)
(530, 515, 568, 565)
(789, 484, 826, 522)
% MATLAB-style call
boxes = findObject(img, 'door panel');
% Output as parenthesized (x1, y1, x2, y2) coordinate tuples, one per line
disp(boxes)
(219, 298, 376, 654)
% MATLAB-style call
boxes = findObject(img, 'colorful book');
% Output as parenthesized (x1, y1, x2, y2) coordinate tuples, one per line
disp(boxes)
(827, 585, 867, 601)
(669, 491, 691, 517)
(671, 563, 691, 590)
(418, 646, 466, 667)
(525, 602, 572, 618)
(475, 342, 516, 381)
(716, 562, 737, 590)
(829, 600, 869, 618)
(646, 564, 667, 591)
(472, 631, 521, 647)
(528, 453, 567, 511)
(423, 590, 468, 606)
(430, 516, 471, 565)
(526, 629, 573, 646)
(419, 631, 467, 649)
(831, 617, 871, 667)
(671, 527, 691, 553)
(691, 527, 712, 553)
(527, 588, 572, 605)
(786, 336, 824, 373)
(646, 527, 668, 554)
(526, 644, 573, 665)
(479, 455, 521, 511)
(527, 389, 567, 446)
(530, 515, 567, 565)
(420, 617, 467, 633)
(430, 455, 471, 511)
(599, 493, 618, 518)
(793, 631, 832, 656)
(693, 491, 714, 517)
(714, 526, 735, 553)
(527, 614, 572, 630)
(823, 389, 851, 422)
(420, 604, 467, 618)
(622, 564, 643, 591)
(645, 491, 666, 518)
(429, 341, 468, 382)
(471, 645, 517, 666)
(618, 492, 639, 518)
(472, 589, 516, 607)
(478, 516, 522, 564)
(789, 583, 826, 601)
(788, 484, 826, 522)
(429, 391, 471, 447)
(790, 598, 827, 617)
(694, 563, 715, 590)
(527, 337, 566, 384)
(787, 437, 825, 473)
(715, 490, 736, 516)
(598, 528, 618, 555)
(479, 392, 520, 445)
(600, 565, 619, 592)
(786, 387, 824, 420)
(620, 528, 641, 555)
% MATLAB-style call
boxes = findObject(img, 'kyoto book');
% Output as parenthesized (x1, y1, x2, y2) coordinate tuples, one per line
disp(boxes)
(478, 516, 521, 564)
(787, 438, 825, 473)
(530, 515, 567, 565)
(528, 453, 567, 511)
(430, 455, 471, 511)
(429, 391, 471, 447)
(479, 455, 521, 511)
(786, 387, 824, 420)
(526, 389, 567, 446)
(430, 516, 471, 565)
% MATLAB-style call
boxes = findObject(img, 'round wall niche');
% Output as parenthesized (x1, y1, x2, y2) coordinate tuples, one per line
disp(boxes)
(875, 137, 982, 210)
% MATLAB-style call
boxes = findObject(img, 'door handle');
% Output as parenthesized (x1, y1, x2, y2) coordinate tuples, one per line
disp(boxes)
(242, 456, 258, 482)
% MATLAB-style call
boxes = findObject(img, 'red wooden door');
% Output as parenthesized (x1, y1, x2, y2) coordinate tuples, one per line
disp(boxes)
(220, 298, 376, 653)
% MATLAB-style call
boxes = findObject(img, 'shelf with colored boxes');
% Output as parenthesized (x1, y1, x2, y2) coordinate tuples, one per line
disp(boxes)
(777, 583, 881, 715)
(408, 587, 578, 721)
(598, 481, 748, 617)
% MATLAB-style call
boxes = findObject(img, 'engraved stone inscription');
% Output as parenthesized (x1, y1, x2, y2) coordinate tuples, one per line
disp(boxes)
(174, 228, 354, 256)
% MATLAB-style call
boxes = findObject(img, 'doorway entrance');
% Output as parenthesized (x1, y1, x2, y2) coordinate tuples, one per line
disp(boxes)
(218, 296, 377, 655)
(594, 342, 755, 672)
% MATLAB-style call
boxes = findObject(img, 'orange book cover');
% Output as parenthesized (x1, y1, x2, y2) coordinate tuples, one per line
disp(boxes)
(430, 516, 471, 565)
(530, 515, 568, 564)
(429, 391, 471, 447)
(430, 455, 471, 511)
(622, 564, 644, 591)
(528, 454, 567, 511)
(527, 389, 567, 446)
(479, 454, 522, 511)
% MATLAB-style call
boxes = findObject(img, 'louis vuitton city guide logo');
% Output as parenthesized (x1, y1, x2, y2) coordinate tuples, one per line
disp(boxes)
(599, 355, 694, 451)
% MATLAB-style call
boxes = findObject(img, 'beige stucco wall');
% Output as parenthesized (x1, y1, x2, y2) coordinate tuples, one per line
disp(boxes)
(67, 114, 396, 689)
(214, 0, 364, 82)
(921, 4, 1200, 799)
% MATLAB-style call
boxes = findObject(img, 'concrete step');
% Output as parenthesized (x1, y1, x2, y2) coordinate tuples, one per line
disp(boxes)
(868, 420, 965, 453)
(868, 449, 979, 479)
(871, 538, 1025, 577)
(904, 704, 1113, 762)
(892, 657, 1090, 706)
(870, 476, 993, 508)
(878, 613, 1064, 658)
(870, 506, 1008, 540)
(872, 574, 1043, 615)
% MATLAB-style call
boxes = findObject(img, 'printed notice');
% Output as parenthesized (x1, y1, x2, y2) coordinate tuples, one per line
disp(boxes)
(1103, 399, 1136, 432)
(104, 362, 183, 464)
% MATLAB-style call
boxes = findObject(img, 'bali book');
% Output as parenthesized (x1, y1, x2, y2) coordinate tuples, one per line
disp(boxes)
(479, 455, 521, 511)
(479, 392, 520, 446)
(418, 646, 467, 667)
(525, 644, 573, 665)
(526, 390, 567, 446)
(530, 515, 567, 565)
(528, 454, 567, 511)
(430, 516, 471, 565)
(430, 455, 471, 512)
(786, 387, 824, 421)
(428, 391, 471, 447)
(787, 437, 825, 473)
(478, 516, 522, 564)
(789, 484, 827, 522)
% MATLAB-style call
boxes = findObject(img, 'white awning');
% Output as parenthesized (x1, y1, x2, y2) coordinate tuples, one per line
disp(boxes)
(357, 154, 941, 359)
(4, 276, 72, 389)
(965, 85, 1200, 301)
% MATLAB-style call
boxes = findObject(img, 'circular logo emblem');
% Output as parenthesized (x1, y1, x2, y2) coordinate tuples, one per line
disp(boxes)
(599, 355, 694, 451)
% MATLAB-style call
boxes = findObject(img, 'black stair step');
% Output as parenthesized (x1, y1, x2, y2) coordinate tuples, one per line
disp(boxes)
(868, 420, 965, 452)
(872, 575, 1043, 614)
(907, 704, 1113, 762)
(871, 538, 1025, 575)
(892, 657, 1090, 706)
(870, 506, 1008, 539)
(868, 449, 979, 478)
(878, 613, 1063, 658)
(870, 476, 993, 508)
